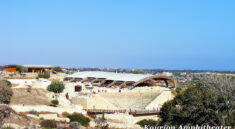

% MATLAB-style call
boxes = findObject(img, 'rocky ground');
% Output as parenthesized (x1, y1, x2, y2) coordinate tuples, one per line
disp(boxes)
(0, 104, 39, 128)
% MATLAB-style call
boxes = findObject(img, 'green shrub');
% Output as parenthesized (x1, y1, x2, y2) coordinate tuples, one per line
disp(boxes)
(132, 70, 144, 74)
(53, 67, 62, 72)
(67, 113, 90, 126)
(51, 99, 59, 106)
(37, 72, 50, 79)
(16, 65, 22, 72)
(175, 87, 182, 94)
(40, 120, 57, 128)
(3, 126, 14, 129)
(47, 81, 65, 93)
(136, 119, 158, 128)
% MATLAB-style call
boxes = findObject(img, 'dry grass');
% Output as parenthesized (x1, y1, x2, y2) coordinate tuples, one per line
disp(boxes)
(20, 111, 58, 115)
(10, 88, 51, 105)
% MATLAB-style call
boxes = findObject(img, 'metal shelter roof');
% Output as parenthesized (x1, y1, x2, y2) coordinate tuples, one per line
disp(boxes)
(68, 71, 153, 82)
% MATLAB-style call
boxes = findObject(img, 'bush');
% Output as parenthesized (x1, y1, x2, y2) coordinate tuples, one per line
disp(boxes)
(51, 99, 59, 106)
(3, 126, 14, 129)
(53, 67, 62, 72)
(136, 119, 158, 128)
(47, 81, 65, 93)
(16, 65, 22, 72)
(40, 120, 57, 128)
(67, 113, 90, 126)
(132, 70, 144, 74)
(175, 87, 182, 94)
(37, 72, 50, 79)
(0, 81, 13, 103)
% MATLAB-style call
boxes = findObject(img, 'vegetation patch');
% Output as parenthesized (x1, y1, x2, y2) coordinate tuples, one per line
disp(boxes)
(28, 110, 39, 116)
(53, 67, 62, 73)
(67, 113, 90, 126)
(0, 80, 12, 87)
(132, 70, 144, 74)
(40, 120, 57, 128)
(159, 75, 235, 126)
(16, 65, 22, 72)
(47, 81, 65, 93)
(136, 119, 158, 128)
(0, 80, 13, 104)
(37, 72, 50, 79)
(51, 99, 59, 106)
(3, 126, 14, 129)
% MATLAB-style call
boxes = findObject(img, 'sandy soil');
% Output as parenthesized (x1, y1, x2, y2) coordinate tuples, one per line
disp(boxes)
(10, 88, 51, 105)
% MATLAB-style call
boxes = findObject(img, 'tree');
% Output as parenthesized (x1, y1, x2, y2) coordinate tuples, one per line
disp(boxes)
(0, 80, 13, 104)
(47, 81, 65, 93)
(53, 67, 62, 73)
(159, 75, 235, 126)
(133, 70, 144, 74)
(16, 65, 22, 72)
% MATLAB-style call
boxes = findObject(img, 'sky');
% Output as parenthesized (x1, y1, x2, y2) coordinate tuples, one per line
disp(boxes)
(0, 0, 235, 70)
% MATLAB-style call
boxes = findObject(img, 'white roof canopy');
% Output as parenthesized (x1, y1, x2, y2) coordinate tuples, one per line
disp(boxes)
(22, 65, 52, 68)
(68, 71, 153, 82)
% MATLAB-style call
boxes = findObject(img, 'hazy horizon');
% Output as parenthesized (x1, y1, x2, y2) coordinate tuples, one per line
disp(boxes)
(1, 1, 235, 71)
